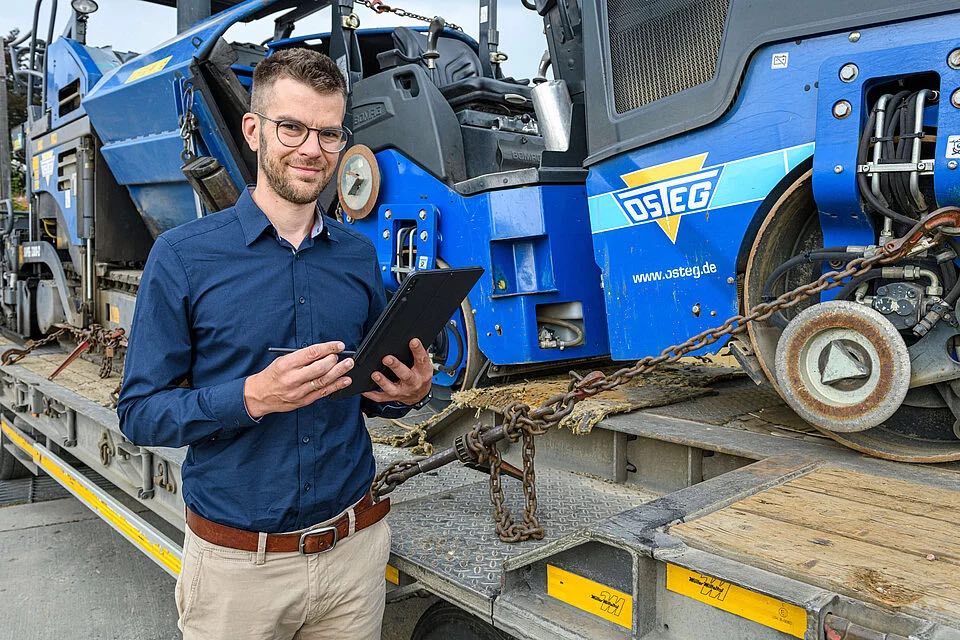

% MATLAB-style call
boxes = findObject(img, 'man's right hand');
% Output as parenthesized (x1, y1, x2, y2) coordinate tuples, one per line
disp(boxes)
(243, 341, 354, 419)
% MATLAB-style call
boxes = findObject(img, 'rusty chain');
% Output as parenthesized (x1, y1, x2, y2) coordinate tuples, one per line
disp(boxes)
(1, 323, 126, 379)
(373, 208, 960, 543)
(0, 327, 68, 365)
(86, 325, 126, 378)
(358, 0, 463, 32)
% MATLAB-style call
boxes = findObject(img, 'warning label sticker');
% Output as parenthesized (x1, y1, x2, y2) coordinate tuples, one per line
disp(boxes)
(39, 151, 54, 187)
(666, 564, 806, 637)
(946, 135, 960, 159)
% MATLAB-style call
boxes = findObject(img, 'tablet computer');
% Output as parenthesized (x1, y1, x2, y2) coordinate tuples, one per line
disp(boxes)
(328, 266, 484, 399)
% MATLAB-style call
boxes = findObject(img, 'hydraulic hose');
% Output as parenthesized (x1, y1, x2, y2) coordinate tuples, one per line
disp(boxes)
(538, 316, 585, 349)
(881, 91, 910, 213)
(834, 270, 884, 301)
(945, 276, 960, 306)
(939, 254, 957, 293)
(761, 249, 858, 301)
(856, 106, 917, 228)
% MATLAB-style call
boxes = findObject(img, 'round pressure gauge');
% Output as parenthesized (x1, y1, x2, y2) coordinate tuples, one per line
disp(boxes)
(337, 144, 381, 220)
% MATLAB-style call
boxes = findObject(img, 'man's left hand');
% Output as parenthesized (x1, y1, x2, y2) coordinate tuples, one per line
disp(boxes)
(361, 338, 433, 405)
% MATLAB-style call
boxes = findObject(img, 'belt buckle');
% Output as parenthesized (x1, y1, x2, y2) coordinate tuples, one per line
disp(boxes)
(298, 525, 339, 555)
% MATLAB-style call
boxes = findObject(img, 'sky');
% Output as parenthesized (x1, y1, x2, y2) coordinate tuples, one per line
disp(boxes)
(0, 0, 549, 79)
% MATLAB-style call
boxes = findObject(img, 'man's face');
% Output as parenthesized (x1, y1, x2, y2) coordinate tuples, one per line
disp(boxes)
(244, 77, 346, 205)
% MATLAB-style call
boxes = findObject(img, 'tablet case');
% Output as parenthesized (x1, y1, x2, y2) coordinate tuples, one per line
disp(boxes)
(328, 267, 483, 399)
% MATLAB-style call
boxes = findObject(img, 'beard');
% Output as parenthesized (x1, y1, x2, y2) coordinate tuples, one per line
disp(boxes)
(258, 130, 333, 205)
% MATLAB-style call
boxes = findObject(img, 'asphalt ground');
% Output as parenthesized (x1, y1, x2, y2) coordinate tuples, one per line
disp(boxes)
(0, 478, 432, 640)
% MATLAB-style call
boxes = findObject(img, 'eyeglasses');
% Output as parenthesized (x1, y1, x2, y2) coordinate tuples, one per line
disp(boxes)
(254, 112, 351, 153)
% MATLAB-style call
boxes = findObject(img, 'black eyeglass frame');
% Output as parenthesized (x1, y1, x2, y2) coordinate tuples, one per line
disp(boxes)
(253, 112, 352, 153)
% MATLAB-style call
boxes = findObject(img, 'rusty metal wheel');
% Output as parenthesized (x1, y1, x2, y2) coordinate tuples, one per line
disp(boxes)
(775, 301, 911, 432)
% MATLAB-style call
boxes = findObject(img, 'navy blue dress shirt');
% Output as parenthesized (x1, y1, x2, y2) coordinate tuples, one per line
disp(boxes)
(118, 189, 408, 533)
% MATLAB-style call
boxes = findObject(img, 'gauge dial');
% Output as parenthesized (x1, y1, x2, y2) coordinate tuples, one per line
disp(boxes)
(337, 145, 381, 220)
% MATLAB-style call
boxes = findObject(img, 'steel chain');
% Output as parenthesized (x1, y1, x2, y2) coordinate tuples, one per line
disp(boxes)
(0, 327, 68, 365)
(373, 248, 893, 542)
(358, 0, 462, 31)
(85, 324, 126, 378)
(0, 323, 126, 379)
(178, 84, 198, 163)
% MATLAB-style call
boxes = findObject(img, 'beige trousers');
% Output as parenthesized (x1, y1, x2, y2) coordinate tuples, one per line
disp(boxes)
(175, 513, 390, 640)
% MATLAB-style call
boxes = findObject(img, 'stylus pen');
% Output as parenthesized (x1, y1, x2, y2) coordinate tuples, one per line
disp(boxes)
(267, 347, 297, 353)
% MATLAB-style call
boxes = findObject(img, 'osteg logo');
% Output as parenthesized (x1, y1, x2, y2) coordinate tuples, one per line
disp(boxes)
(612, 153, 722, 244)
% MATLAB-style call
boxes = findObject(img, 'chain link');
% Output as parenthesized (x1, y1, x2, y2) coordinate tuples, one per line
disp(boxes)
(373, 245, 901, 542)
(0, 328, 68, 365)
(178, 83, 198, 163)
(357, 0, 462, 32)
(1, 324, 126, 379)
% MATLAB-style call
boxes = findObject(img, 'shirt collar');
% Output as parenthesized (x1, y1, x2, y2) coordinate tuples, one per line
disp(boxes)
(235, 187, 332, 247)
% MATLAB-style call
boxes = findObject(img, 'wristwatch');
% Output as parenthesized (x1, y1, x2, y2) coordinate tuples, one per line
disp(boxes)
(409, 390, 433, 410)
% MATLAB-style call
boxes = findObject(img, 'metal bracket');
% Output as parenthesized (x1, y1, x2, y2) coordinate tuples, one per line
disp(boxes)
(63, 408, 76, 447)
(98, 430, 114, 466)
(154, 459, 177, 494)
(858, 160, 935, 174)
(137, 449, 154, 499)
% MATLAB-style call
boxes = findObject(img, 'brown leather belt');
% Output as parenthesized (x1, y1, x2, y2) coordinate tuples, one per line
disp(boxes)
(185, 494, 390, 555)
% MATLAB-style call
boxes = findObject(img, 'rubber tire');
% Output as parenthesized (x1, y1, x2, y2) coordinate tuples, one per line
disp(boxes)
(0, 429, 30, 480)
(411, 602, 515, 640)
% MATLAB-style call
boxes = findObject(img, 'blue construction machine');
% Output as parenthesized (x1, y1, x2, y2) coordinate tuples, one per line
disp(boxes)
(8, 0, 960, 463)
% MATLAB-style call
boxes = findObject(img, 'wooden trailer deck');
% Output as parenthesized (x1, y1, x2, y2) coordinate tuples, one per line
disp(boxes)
(670, 466, 960, 626)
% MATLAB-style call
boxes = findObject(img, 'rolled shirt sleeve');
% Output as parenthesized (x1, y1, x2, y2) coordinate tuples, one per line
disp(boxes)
(117, 236, 259, 448)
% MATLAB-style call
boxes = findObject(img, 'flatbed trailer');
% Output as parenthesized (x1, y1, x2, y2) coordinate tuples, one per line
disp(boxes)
(2, 341, 960, 640)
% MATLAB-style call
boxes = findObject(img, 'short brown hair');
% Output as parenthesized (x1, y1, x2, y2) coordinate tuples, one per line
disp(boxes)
(250, 48, 347, 113)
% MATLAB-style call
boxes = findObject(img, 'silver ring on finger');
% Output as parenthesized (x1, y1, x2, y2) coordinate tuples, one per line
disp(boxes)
(310, 378, 320, 392)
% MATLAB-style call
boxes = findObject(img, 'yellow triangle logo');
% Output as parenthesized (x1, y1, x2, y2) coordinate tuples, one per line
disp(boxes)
(620, 153, 708, 244)
(655, 217, 681, 244)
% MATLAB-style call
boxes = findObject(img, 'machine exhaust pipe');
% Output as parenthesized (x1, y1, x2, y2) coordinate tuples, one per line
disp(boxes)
(531, 78, 573, 152)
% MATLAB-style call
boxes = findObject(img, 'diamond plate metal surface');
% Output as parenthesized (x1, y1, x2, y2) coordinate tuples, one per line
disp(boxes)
(373, 444, 488, 504)
(375, 444, 655, 599)
(644, 379, 784, 424)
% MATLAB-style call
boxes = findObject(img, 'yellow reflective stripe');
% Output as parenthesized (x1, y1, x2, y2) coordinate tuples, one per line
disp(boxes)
(1, 420, 182, 575)
(385, 564, 399, 585)
(546, 564, 632, 629)
(666, 564, 806, 638)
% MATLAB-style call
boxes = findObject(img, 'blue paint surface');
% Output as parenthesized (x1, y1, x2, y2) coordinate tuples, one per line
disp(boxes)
(589, 12, 960, 360)
(350, 150, 609, 367)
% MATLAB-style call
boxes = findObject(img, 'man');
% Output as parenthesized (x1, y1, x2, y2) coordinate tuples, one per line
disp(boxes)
(118, 48, 433, 639)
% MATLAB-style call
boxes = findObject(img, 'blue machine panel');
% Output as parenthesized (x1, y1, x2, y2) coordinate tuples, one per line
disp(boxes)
(45, 38, 122, 130)
(588, 12, 960, 361)
(813, 30, 960, 240)
(351, 150, 609, 366)
(82, 0, 277, 236)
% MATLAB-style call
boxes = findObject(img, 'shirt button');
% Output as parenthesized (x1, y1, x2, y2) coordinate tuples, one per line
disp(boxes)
(299, 296, 306, 304)
(302, 436, 310, 444)
(301, 341, 308, 348)
(303, 483, 311, 492)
